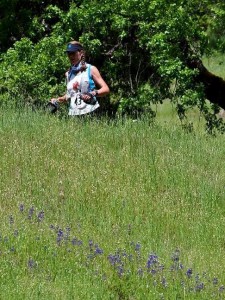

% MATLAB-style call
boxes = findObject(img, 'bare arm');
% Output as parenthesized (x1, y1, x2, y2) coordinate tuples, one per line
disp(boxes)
(91, 66, 110, 97)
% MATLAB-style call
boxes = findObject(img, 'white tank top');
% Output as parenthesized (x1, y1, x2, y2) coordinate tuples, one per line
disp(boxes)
(66, 64, 99, 116)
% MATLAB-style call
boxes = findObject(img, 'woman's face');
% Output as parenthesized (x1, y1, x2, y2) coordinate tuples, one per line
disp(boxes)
(67, 50, 82, 65)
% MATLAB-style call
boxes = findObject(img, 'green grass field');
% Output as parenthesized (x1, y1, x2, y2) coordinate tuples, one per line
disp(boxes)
(0, 106, 225, 299)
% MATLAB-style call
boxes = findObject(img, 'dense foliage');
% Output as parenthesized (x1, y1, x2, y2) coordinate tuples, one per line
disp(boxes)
(0, 0, 225, 128)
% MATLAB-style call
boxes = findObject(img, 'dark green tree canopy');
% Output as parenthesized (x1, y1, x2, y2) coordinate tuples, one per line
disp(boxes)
(1, 0, 225, 130)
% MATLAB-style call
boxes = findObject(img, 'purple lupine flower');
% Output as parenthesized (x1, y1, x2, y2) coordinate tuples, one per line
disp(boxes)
(195, 282, 204, 291)
(28, 207, 35, 219)
(117, 265, 124, 277)
(87, 253, 94, 260)
(108, 254, 116, 265)
(171, 249, 180, 262)
(37, 211, 44, 222)
(94, 245, 103, 255)
(186, 268, 193, 278)
(146, 254, 158, 269)
(128, 254, 133, 261)
(9, 215, 14, 225)
(171, 249, 183, 271)
(108, 254, 121, 266)
(71, 238, 83, 246)
(28, 258, 36, 269)
(158, 264, 165, 271)
(64, 226, 70, 242)
(179, 263, 184, 269)
(56, 229, 63, 245)
(195, 273, 200, 282)
(135, 243, 141, 252)
(71, 237, 77, 246)
(89, 240, 94, 250)
(19, 204, 24, 212)
(122, 251, 127, 257)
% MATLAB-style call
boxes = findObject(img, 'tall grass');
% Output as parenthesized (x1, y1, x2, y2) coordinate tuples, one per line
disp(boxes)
(0, 107, 225, 299)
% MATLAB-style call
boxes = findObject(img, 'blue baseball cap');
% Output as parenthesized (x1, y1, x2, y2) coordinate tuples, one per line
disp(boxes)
(65, 43, 83, 53)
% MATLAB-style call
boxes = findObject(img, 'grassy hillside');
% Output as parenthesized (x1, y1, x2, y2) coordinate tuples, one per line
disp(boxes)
(0, 108, 225, 299)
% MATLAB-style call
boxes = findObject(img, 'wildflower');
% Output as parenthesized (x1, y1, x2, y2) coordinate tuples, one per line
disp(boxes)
(71, 238, 82, 246)
(77, 240, 83, 246)
(108, 254, 116, 265)
(171, 249, 183, 270)
(9, 215, 14, 225)
(19, 204, 24, 212)
(56, 229, 63, 245)
(89, 240, 94, 250)
(158, 264, 165, 271)
(37, 211, 44, 222)
(64, 226, 70, 242)
(146, 254, 158, 269)
(171, 249, 180, 262)
(128, 254, 133, 261)
(179, 263, 184, 269)
(28, 207, 35, 219)
(71, 237, 77, 246)
(186, 268, 192, 278)
(213, 278, 218, 285)
(195, 273, 200, 282)
(135, 243, 141, 252)
(28, 258, 37, 269)
(195, 282, 204, 291)
(117, 265, 124, 276)
(94, 245, 103, 255)
(108, 254, 121, 266)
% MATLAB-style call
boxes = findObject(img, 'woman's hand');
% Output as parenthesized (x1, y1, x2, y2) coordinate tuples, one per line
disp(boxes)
(80, 92, 97, 105)
(50, 95, 66, 103)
